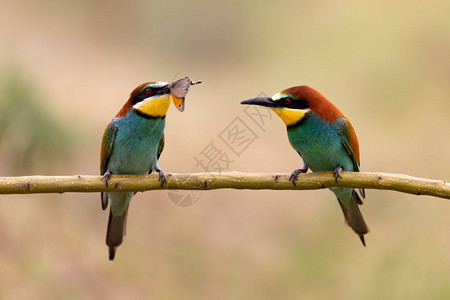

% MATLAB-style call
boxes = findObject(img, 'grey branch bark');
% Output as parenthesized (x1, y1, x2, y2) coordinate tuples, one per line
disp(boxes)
(0, 172, 449, 200)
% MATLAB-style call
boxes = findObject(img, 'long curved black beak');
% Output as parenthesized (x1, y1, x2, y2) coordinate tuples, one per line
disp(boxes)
(241, 97, 277, 107)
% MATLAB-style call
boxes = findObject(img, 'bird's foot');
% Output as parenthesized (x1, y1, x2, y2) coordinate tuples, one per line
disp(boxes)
(156, 168, 167, 187)
(102, 171, 112, 187)
(333, 166, 343, 183)
(289, 165, 309, 186)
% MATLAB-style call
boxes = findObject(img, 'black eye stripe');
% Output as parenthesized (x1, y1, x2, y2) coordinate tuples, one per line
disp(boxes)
(275, 97, 309, 109)
(146, 86, 169, 95)
(132, 85, 170, 104)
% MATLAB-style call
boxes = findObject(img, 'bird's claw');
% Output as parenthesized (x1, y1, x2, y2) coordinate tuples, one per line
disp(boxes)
(156, 168, 167, 187)
(333, 166, 343, 183)
(102, 171, 112, 187)
(289, 166, 309, 186)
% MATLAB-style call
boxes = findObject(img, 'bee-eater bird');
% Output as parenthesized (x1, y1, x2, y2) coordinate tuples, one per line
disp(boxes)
(100, 76, 200, 260)
(241, 85, 369, 245)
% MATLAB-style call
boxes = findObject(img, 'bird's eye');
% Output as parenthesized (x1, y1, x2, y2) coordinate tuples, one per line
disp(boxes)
(284, 97, 292, 105)
(145, 88, 152, 95)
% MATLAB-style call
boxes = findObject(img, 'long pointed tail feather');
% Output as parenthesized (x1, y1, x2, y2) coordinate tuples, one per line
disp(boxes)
(337, 190, 369, 246)
(106, 206, 129, 260)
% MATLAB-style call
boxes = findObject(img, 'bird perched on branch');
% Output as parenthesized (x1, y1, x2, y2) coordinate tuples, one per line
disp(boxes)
(241, 85, 369, 245)
(100, 76, 201, 260)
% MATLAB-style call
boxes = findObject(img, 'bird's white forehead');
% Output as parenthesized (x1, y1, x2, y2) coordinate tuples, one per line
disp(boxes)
(150, 81, 169, 88)
(272, 92, 284, 100)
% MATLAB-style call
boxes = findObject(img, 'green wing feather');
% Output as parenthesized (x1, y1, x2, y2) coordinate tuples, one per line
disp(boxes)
(336, 117, 360, 172)
(157, 133, 165, 160)
(336, 117, 365, 199)
(144, 133, 165, 177)
(100, 122, 118, 175)
(100, 121, 118, 209)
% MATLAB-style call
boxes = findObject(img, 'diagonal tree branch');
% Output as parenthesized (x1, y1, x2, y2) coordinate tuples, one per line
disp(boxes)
(0, 172, 448, 199)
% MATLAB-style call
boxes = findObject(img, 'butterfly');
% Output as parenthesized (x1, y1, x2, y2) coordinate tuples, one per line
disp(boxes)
(169, 76, 202, 112)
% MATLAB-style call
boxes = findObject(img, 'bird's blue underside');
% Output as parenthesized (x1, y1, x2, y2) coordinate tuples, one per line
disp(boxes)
(287, 114, 354, 203)
(107, 109, 165, 216)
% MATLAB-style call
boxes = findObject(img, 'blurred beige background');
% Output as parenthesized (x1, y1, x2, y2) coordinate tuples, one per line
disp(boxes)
(0, 0, 449, 299)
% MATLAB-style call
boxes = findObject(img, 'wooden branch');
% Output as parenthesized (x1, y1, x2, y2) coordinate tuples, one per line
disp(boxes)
(0, 172, 448, 199)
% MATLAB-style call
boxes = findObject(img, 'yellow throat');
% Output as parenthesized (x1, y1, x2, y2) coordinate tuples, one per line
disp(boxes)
(133, 94, 171, 118)
(271, 107, 309, 126)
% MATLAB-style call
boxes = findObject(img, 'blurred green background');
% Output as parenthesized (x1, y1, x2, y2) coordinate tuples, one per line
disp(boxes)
(1, 0, 449, 299)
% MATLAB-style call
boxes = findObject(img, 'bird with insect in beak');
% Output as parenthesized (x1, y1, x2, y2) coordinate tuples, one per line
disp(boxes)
(100, 76, 201, 260)
(241, 85, 369, 245)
